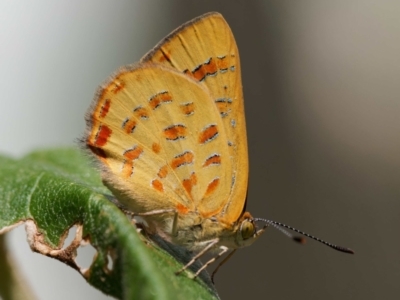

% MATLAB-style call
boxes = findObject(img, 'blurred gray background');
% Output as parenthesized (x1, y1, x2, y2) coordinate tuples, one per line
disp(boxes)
(1, 1, 399, 299)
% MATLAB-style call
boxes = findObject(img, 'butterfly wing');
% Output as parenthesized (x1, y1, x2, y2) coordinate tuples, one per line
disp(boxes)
(86, 13, 248, 227)
(85, 64, 234, 220)
(141, 12, 248, 224)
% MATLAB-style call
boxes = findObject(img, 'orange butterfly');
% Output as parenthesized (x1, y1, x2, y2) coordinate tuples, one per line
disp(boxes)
(85, 12, 353, 280)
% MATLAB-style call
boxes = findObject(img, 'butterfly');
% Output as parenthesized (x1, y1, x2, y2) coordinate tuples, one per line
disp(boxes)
(84, 12, 353, 280)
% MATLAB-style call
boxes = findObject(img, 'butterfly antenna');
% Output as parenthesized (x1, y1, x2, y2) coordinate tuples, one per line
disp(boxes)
(254, 218, 354, 254)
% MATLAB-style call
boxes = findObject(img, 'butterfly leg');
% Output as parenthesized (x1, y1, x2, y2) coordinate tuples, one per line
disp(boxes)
(211, 249, 237, 283)
(193, 246, 229, 279)
(175, 238, 219, 276)
(135, 208, 176, 217)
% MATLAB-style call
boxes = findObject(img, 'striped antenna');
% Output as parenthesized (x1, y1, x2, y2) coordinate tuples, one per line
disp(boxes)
(254, 218, 354, 254)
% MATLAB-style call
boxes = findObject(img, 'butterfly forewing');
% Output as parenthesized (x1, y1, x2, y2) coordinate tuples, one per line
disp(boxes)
(141, 12, 248, 224)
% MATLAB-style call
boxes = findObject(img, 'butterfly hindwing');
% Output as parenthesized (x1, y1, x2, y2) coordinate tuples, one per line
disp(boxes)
(86, 64, 234, 218)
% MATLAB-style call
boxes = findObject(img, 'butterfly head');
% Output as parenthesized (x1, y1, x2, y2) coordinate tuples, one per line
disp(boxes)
(234, 212, 266, 248)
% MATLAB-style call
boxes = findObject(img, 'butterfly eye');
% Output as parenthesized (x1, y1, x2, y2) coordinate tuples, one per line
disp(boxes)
(240, 219, 255, 240)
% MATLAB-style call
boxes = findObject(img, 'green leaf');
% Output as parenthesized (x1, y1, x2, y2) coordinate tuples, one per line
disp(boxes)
(0, 148, 219, 300)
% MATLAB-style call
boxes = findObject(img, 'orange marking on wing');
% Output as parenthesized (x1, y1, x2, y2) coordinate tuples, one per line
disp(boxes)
(191, 172, 198, 184)
(133, 106, 149, 119)
(152, 179, 164, 192)
(152, 143, 161, 154)
(192, 66, 206, 81)
(99, 99, 111, 118)
(94, 125, 112, 147)
(203, 154, 221, 167)
(176, 203, 189, 214)
(203, 58, 218, 75)
(157, 165, 168, 178)
(216, 56, 229, 71)
(123, 119, 137, 133)
(204, 178, 220, 197)
(180, 102, 195, 116)
(214, 98, 232, 117)
(122, 161, 133, 178)
(185, 57, 232, 82)
(164, 124, 187, 140)
(192, 58, 217, 81)
(215, 101, 227, 115)
(199, 124, 218, 144)
(112, 81, 125, 94)
(182, 172, 197, 197)
(149, 91, 172, 110)
(123, 146, 143, 161)
(171, 151, 194, 169)
(121, 146, 142, 179)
